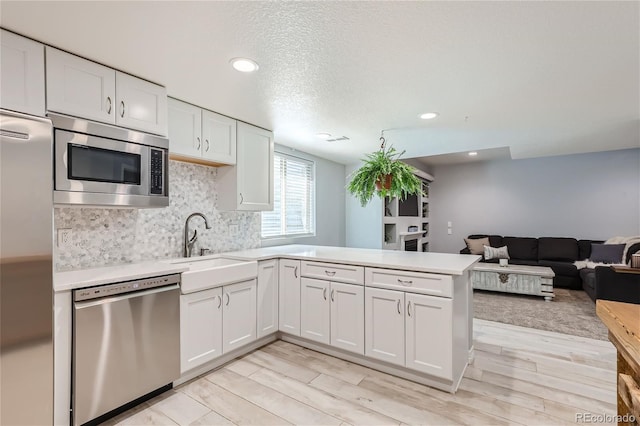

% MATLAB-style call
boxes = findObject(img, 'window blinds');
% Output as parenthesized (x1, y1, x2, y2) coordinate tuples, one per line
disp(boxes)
(261, 152, 315, 238)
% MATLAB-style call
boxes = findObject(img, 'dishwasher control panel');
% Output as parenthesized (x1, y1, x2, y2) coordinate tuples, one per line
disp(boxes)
(74, 273, 181, 302)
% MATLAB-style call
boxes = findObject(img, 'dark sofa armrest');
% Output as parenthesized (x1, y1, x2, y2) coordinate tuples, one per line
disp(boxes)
(595, 266, 640, 304)
(460, 247, 471, 255)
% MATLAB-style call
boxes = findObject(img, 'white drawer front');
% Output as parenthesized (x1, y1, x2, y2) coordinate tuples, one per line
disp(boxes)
(365, 267, 452, 298)
(301, 261, 364, 285)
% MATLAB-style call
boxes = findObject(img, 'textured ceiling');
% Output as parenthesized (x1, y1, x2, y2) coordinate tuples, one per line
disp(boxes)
(1, 1, 638, 165)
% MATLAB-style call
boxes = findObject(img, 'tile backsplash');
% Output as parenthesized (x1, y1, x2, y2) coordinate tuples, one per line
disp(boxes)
(54, 160, 261, 271)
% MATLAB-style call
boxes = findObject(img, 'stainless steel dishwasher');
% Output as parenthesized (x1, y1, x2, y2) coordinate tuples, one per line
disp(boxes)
(73, 274, 181, 426)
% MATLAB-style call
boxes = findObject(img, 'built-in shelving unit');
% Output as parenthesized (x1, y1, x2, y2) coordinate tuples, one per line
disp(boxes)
(381, 177, 431, 252)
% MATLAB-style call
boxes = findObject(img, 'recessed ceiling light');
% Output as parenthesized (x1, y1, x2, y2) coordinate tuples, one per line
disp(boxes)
(316, 133, 332, 139)
(419, 112, 439, 120)
(230, 57, 259, 73)
(468, 151, 478, 156)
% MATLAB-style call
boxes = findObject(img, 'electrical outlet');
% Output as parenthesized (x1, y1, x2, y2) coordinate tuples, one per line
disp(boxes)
(229, 224, 239, 234)
(57, 228, 72, 247)
(447, 228, 453, 235)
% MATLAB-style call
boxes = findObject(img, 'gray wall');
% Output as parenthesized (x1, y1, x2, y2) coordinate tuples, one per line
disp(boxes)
(262, 144, 346, 248)
(429, 148, 640, 253)
(345, 163, 383, 249)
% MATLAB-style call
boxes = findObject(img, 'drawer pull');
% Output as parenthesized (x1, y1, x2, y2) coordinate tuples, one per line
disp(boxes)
(398, 279, 413, 286)
(325, 270, 336, 276)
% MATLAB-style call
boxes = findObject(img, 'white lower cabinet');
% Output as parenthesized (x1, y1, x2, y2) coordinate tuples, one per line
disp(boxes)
(180, 279, 256, 373)
(257, 260, 278, 338)
(222, 279, 257, 353)
(279, 259, 301, 335)
(330, 282, 364, 355)
(405, 292, 452, 379)
(365, 287, 405, 366)
(180, 287, 222, 373)
(300, 278, 330, 344)
(300, 278, 365, 354)
(365, 286, 453, 379)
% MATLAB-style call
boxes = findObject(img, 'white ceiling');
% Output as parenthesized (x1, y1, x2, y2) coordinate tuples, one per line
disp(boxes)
(1, 1, 638, 165)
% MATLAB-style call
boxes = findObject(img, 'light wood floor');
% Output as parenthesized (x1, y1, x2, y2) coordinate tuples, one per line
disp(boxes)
(105, 319, 617, 425)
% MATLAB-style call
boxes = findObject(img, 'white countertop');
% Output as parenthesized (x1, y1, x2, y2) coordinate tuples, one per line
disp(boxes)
(54, 261, 188, 292)
(54, 245, 480, 291)
(223, 245, 480, 276)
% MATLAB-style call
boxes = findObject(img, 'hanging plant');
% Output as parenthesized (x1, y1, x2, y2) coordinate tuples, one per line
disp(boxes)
(347, 134, 423, 207)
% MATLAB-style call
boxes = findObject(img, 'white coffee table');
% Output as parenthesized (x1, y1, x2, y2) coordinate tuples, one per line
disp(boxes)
(472, 263, 555, 301)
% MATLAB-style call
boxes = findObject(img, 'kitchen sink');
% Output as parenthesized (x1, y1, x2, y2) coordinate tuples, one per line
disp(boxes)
(170, 256, 258, 294)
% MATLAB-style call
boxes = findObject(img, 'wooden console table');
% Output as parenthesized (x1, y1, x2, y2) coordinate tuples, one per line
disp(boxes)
(597, 300, 640, 425)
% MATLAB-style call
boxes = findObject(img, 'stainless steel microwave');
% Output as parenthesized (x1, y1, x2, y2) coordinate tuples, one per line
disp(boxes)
(51, 113, 169, 208)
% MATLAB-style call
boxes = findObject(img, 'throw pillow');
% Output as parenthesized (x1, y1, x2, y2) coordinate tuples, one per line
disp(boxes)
(464, 237, 489, 255)
(484, 245, 510, 260)
(590, 243, 625, 264)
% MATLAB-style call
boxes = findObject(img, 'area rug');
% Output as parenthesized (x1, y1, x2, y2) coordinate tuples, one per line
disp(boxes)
(473, 289, 609, 341)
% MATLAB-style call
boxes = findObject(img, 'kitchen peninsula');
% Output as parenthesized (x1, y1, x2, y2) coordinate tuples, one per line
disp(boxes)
(53, 245, 479, 425)
(196, 245, 480, 392)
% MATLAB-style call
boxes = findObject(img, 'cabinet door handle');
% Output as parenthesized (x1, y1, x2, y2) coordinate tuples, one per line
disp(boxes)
(205, 139, 210, 152)
(239, 193, 244, 204)
(225, 292, 230, 306)
(397, 299, 401, 314)
(196, 137, 201, 150)
(294, 266, 298, 278)
(323, 288, 327, 301)
(325, 270, 336, 277)
(331, 289, 335, 302)
(217, 295, 222, 309)
(120, 101, 125, 118)
(106, 96, 112, 114)
(407, 301, 412, 317)
(398, 279, 413, 286)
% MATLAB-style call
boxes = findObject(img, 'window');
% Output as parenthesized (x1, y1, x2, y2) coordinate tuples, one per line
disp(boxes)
(261, 152, 315, 238)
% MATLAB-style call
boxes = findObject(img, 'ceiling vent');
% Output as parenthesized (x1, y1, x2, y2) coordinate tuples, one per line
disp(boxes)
(326, 136, 350, 142)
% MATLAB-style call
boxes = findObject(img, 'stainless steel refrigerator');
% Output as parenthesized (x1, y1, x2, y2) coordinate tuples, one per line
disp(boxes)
(0, 110, 53, 425)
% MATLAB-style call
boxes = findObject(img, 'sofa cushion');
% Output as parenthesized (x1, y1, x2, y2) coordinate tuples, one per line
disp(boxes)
(591, 243, 625, 264)
(538, 260, 579, 278)
(508, 259, 539, 267)
(578, 240, 603, 260)
(484, 245, 510, 260)
(503, 237, 538, 260)
(464, 237, 489, 255)
(467, 234, 504, 248)
(538, 237, 578, 262)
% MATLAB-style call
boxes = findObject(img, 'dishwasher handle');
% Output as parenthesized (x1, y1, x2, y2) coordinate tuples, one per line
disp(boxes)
(74, 284, 179, 310)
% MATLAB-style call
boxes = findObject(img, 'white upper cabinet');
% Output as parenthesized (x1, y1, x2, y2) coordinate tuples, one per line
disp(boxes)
(168, 98, 236, 165)
(115, 71, 167, 136)
(46, 47, 115, 124)
(202, 110, 236, 164)
(46, 47, 167, 135)
(217, 122, 274, 211)
(1, 30, 45, 116)
(168, 97, 201, 158)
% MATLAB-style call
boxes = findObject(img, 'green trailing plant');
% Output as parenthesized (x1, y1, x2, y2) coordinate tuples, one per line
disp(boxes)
(347, 145, 423, 207)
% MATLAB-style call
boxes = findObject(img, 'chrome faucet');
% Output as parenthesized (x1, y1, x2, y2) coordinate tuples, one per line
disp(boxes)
(183, 212, 211, 257)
